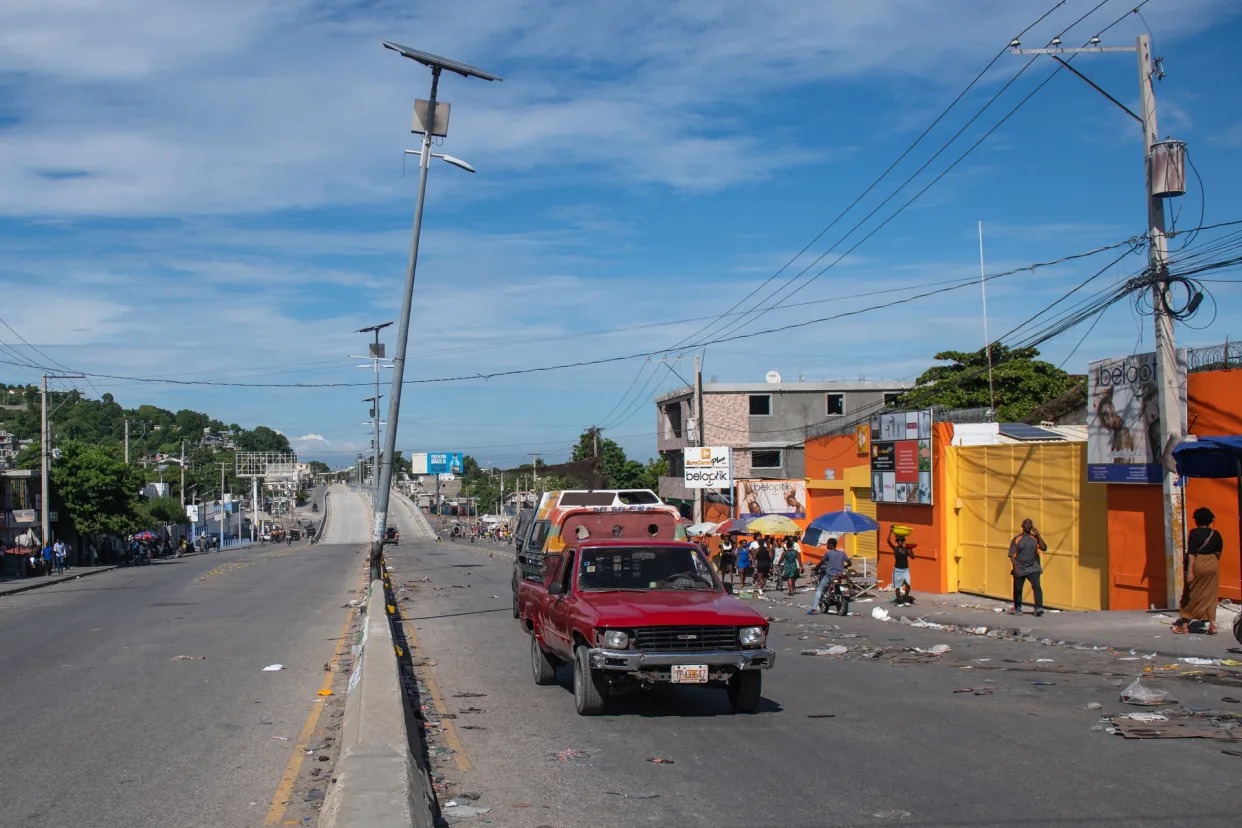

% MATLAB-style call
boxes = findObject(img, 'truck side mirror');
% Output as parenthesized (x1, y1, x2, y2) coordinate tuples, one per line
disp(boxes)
(548, 582, 564, 596)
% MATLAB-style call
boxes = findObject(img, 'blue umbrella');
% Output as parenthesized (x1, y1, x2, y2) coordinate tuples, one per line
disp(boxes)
(802, 510, 879, 547)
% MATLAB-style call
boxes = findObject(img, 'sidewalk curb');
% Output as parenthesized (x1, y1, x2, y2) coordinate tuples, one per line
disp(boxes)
(0, 565, 119, 597)
(319, 577, 434, 828)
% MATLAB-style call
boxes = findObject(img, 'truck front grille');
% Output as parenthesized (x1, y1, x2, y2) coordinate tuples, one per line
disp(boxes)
(632, 626, 738, 652)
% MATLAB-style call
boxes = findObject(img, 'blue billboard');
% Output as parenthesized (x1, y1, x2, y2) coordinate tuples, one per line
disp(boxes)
(427, 452, 464, 475)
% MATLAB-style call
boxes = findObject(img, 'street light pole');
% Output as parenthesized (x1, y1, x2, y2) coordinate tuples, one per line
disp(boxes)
(371, 42, 501, 580)
(40, 373, 83, 553)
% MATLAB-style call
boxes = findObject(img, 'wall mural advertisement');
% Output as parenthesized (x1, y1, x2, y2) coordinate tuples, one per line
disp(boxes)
(869, 409, 933, 505)
(1086, 349, 1187, 484)
(737, 479, 807, 520)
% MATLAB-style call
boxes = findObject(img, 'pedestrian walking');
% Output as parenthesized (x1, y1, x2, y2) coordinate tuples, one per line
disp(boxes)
(1173, 507, 1224, 635)
(737, 536, 752, 587)
(753, 535, 773, 594)
(776, 537, 801, 596)
(1008, 518, 1048, 616)
(887, 528, 916, 604)
(719, 536, 737, 585)
(53, 539, 67, 574)
(42, 543, 54, 576)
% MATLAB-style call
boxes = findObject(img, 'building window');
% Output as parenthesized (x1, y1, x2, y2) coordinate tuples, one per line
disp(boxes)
(663, 404, 683, 440)
(748, 394, 772, 416)
(884, 392, 902, 408)
(751, 449, 782, 469)
(826, 393, 845, 416)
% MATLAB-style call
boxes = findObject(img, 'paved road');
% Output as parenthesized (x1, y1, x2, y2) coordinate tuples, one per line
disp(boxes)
(384, 507, 1239, 828)
(0, 486, 368, 828)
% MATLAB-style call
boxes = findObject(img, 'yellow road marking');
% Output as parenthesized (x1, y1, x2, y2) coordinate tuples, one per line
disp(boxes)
(402, 619, 473, 773)
(263, 566, 368, 825)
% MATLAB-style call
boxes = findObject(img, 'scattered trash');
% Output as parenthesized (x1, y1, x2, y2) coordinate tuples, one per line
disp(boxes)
(1031, 681, 1056, 687)
(929, 644, 951, 655)
(1120, 677, 1178, 706)
(606, 791, 660, 799)
(1035, 658, 1054, 663)
(801, 646, 847, 656)
(1223, 697, 1241, 704)
(317, 689, 333, 696)
(647, 757, 675, 764)
(271, 736, 291, 741)
(871, 607, 890, 621)
(553, 748, 590, 762)
(458, 706, 485, 714)
(171, 654, 206, 661)
(263, 664, 284, 672)
(1124, 712, 1168, 723)
(806, 713, 836, 718)
(453, 692, 487, 698)
(304, 789, 324, 801)
(1180, 657, 1222, 666)
(1086, 702, 1103, 710)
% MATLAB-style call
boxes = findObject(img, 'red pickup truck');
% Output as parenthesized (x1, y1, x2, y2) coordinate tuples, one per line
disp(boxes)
(520, 534, 775, 716)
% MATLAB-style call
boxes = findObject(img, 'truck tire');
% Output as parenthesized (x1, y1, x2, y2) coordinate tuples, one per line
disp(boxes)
(573, 646, 607, 715)
(531, 634, 558, 686)
(512, 590, 520, 619)
(727, 670, 762, 714)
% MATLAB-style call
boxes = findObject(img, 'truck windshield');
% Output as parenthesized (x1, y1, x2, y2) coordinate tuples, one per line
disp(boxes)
(578, 547, 718, 591)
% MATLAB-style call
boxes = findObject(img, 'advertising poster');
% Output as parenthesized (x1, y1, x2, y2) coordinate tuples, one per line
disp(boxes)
(869, 409, 933, 505)
(1087, 350, 1187, 483)
(683, 446, 732, 489)
(737, 479, 807, 520)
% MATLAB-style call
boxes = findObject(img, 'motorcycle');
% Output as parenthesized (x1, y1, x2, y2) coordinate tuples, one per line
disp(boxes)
(812, 564, 854, 616)
(124, 545, 152, 567)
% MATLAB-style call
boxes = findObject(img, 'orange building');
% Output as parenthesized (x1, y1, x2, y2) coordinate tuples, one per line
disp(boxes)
(1107, 367, 1242, 609)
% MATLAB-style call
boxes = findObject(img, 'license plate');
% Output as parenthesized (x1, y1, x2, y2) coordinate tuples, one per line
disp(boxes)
(671, 664, 708, 684)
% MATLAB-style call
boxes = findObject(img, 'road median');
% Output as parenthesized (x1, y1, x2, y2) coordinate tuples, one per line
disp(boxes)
(319, 574, 436, 828)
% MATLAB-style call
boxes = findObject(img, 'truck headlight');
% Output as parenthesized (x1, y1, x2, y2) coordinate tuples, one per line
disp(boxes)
(602, 630, 629, 649)
(739, 626, 766, 648)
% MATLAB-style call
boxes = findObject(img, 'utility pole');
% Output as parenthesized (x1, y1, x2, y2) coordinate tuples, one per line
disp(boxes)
(356, 321, 392, 502)
(1011, 33, 1186, 607)
(693, 354, 705, 524)
(218, 461, 229, 540)
(529, 454, 540, 496)
(40, 373, 83, 552)
(124, 419, 129, 465)
(180, 441, 186, 508)
(1136, 34, 1186, 609)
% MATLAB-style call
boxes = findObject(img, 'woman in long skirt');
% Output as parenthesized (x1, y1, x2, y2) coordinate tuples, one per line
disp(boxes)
(1173, 507, 1224, 635)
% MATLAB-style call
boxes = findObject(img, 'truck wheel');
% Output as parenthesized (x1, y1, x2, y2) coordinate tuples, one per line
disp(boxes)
(727, 671, 762, 714)
(573, 647, 607, 715)
(512, 591, 520, 619)
(531, 635, 558, 686)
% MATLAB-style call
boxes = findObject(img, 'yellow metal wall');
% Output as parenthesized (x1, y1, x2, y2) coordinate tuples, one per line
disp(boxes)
(949, 443, 1109, 611)
(849, 487, 878, 561)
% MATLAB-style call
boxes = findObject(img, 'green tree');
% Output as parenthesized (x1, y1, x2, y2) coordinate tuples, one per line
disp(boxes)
(235, 426, 291, 453)
(569, 428, 667, 489)
(895, 344, 1078, 422)
(41, 440, 145, 535)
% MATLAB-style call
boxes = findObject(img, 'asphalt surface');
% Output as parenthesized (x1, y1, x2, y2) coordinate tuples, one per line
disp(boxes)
(0, 486, 368, 828)
(385, 509, 1241, 828)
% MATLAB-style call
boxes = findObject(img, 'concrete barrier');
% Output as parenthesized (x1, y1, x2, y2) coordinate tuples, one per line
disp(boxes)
(392, 491, 437, 541)
(319, 578, 435, 828)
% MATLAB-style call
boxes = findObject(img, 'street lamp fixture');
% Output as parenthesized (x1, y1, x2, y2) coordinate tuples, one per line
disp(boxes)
(369, 41, 501, 580)
(403, 149, 476, 174)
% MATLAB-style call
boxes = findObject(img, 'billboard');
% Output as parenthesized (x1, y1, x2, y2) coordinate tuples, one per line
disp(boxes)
(683, 446, 732, 489)
(869, 409, 933, 505)
(411, 451, 464, 476)
(1087, 350, 1187, 483)
(737, 479, 806, 520)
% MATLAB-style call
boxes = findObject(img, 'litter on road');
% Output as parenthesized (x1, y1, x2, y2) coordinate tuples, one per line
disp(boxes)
(1120, 677, 1178, 706)
(263, 664, 284, 672)
(647, 757, 675, 764)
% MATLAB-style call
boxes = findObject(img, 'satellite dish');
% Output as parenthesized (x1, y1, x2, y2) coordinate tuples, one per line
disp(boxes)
(765, 370, 782, 384)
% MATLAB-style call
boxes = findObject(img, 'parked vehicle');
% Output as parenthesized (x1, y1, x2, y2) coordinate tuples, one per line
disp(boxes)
(518, 499, 772, 716)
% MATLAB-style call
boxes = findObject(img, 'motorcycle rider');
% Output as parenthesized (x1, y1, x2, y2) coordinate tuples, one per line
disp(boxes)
(807, 537, 852, 615)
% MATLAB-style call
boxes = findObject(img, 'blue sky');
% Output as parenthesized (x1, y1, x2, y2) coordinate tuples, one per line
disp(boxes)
(2, 0, 1240, 469)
